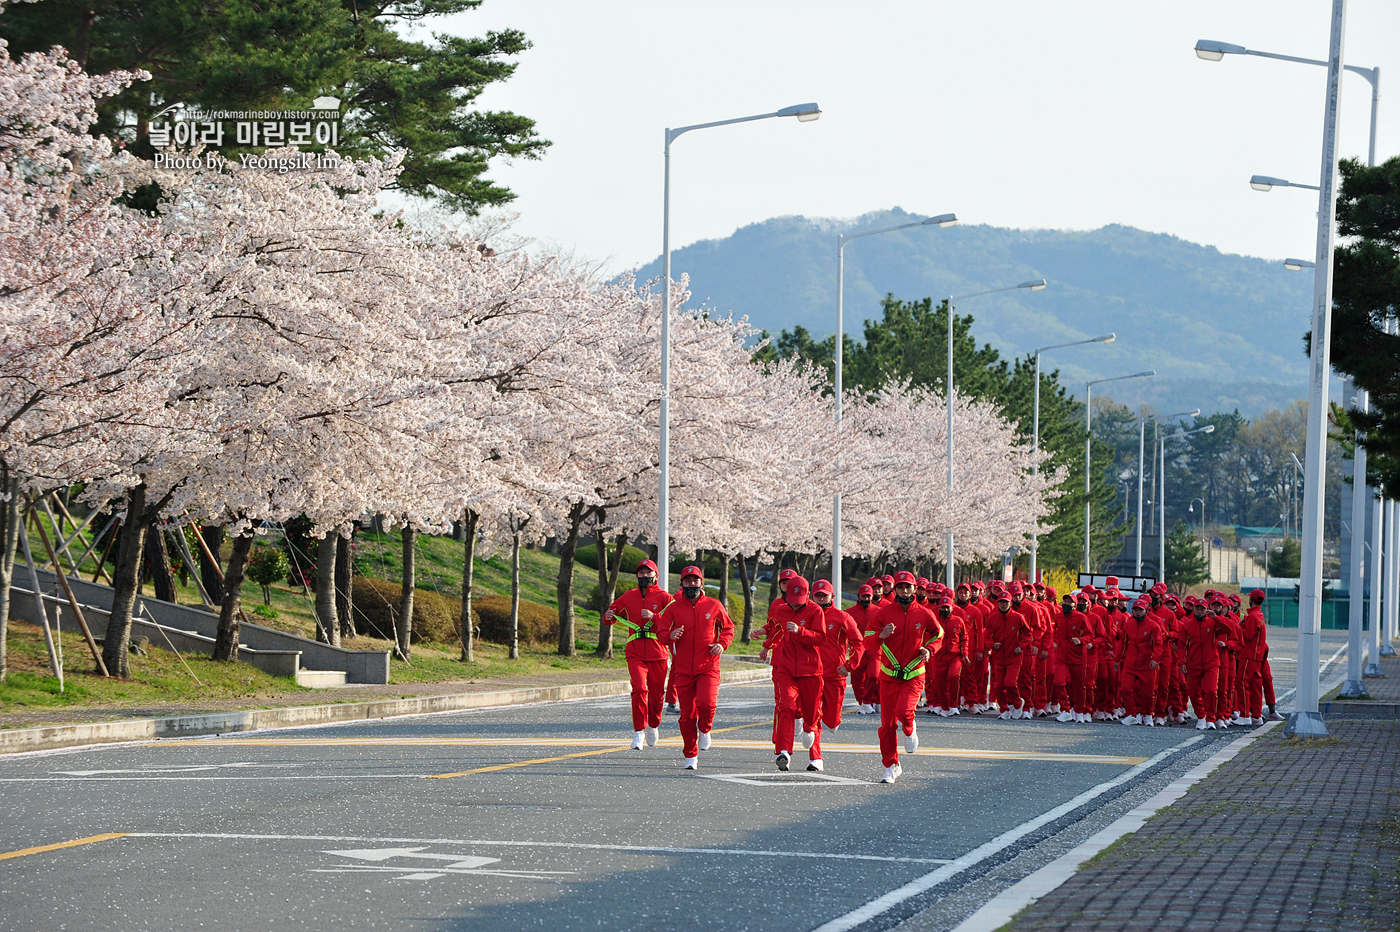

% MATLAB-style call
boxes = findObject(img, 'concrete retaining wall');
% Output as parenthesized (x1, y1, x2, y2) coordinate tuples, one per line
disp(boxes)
(0, 665, 774, 755)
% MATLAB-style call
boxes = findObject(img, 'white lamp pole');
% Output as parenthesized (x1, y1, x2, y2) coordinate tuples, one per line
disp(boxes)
(1083, 371, 1155, 572)
(1138, 409, 1199, 576)
(943, 279, 1048, 586)
(1196, 2, 1361, 737)
(833, 213, 958, 599)
(1028, 333, 1115, 581)
(659, 102, 820, 589)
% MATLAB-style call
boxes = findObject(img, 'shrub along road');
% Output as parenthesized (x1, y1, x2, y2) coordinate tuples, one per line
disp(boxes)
(0, 631, 1342, 932)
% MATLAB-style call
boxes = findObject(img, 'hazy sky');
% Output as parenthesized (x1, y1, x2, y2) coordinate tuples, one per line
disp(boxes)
(426, 1, 1399, 275)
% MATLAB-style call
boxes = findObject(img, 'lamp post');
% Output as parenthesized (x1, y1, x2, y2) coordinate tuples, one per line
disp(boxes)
(1161, 425, 1217, 582)
(1029, 333, 1116, 582)
(1189, 497, 1208, 566)
(1197, 4, 1361, 737)
(1138, 409, 1199, 575)
(1249, 174, 1320, 192)
(943, 279, 1048, 586)
(1083, 371, 1155, 572)
(658, 101, 820, 589)
(832, 212, 958, 599)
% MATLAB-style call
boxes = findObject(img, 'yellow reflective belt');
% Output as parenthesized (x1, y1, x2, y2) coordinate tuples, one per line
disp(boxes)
(881, 642, 924, 680)
(614, 617, 657, 643)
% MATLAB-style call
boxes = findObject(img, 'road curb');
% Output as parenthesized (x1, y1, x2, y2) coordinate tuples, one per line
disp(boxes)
(947, 720, 1282, 932)
(0, 665, 774, 756)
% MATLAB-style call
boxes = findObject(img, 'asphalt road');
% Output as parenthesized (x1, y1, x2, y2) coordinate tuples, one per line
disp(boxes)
(0, 628, 1347, 932)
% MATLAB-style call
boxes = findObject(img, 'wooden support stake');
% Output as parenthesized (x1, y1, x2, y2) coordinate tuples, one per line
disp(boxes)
(19, 506, 62, 690)
(32, 498, 109, 677)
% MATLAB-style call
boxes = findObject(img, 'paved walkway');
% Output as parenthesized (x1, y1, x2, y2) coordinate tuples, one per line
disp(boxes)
(1002, 656, 1400, 932)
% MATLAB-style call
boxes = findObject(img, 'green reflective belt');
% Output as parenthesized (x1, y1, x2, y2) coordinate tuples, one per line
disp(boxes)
(615, 618, 657, 643)
(881, 643, 925, 680)
(863, 630, 876, 638)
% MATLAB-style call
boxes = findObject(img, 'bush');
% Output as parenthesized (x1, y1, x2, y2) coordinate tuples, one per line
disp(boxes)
(574, 543, 650, 575)
(246, 546, 289, 605)
(351, 576, 461, 645)
(474, 593, 559, 646)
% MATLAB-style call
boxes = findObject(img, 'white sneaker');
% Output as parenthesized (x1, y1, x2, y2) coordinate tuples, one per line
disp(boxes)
(1079, 712, 1092, 723)
(666, 703, 681, 715)
(1251, 717, 1265, 726)
(806, 758, 824, 772)
(776, 751, 791, 772)
(795, 718, 803, 733)
(684, 756, 698, 770)
(1206, 721, 1217, 730)
(698, 731, 711, 752)
(1056, 711, 1074, 723)
(1122, 715, 1139, 726)
(904, 723, 919, 754)
(1144, 717, 1155, 728)
(949, 708, 960, 716)
(800, 729, 815, 750)
(880, 764, 901, 784)
(828, 723, 840, 733)
(1196, 718, 1209, 730)
(998, 710, 1012, 721)
(1011, 708, 1024, 721)
(632, 731, 645, 750)
(645, 726, 659, 747)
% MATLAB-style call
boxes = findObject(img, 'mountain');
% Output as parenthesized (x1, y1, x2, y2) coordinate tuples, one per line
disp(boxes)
(631, 210, 1317, 419)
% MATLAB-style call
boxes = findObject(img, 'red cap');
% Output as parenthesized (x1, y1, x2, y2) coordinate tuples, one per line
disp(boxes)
(1082, 584, 1097, 595)
(882, 574, 896, 586)
(812, 579, 834, 595)
(858, 584, 874, 597)
(956, 582, 970, 591)
(1106, 576, 1119, 587)
(916, 577, 930, 589)
(681, 565, 704, 582)
(973, 580, 986, 590)
(1134, 596, 1152, 610)
(1062, 592, 1075, 601)
(1046, 585, 1058, 600)
(1009, 581, 1024, 595)
(787, 575, 810, 606)
(1106, 588, 1122, 599)
(636, 559, 658, 574)
(779, 568, 797, 581)
(894, 570, 917, 585)
(1208, 595, 1224, 606)
(865, 577, 881, 589)
(1250, 588, 1266, 601)
(995, 588, 1011, 601)
(1074, 590, 1089, 602)
(937, 597, 953, 608)
(1151, 582, 1168, 595)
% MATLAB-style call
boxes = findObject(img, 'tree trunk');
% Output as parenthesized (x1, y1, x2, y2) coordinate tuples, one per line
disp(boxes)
(736, 549, 755, 643)
(0, 471, 21, 682)
(556, 502, 586, 657)
(199, 524, 224, 605)
(315, 531, 338, 646)
(594, 529, 628, 659)
(717, 551, 730, 608)
(103, 485, 150, 678)
(212, 531, 253, 661)
(144, 522, 176, 603)
(509, 527, 522, 660)
(335, 529, 353, 640)
(396, 525, 415, 659)
(767, 549, 785, 607)
(459, 509, 479, 662)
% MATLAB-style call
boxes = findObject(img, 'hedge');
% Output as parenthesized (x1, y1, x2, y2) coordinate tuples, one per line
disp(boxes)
(351, 577, 461, 644)
(474, 593, 559, 646)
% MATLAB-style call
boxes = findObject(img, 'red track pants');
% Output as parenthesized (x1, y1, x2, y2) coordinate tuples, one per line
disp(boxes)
(1216, 650, 1234, 717)
(990, 658, 1023, 712)
(1263, 660, 1276, 707)
(1120, 666, 1155, 718)
(1066, 662, 1088, 713)
(674, 671, 719, 759)
(877, 676, 923, 768)
(626, 658, 668, 731)
(931, 656, 963, 710)
(1241, 660, 1263, 718)
(773, 671, 822, 760)
(1186, 666, 1219, 722)
(821, 674, 848, 730)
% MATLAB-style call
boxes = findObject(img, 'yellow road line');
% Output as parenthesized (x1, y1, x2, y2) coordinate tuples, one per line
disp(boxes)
(0, 833, 128, 862)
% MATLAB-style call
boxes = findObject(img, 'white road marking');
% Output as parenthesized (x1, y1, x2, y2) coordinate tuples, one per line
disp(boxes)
(119, 832, 953, 865)
(1277, 641, 1348, 707)
(694, 772, 874, 787)
(807, 734, 1205, 932)
(313, 849, 576, 882)
(0, 774, 433, 782)
(53, 762, 300, 776)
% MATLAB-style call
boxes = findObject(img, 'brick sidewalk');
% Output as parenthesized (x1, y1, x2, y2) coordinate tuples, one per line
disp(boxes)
(1361, 652, 1400, 701)
(1004, 719, 1400, 932)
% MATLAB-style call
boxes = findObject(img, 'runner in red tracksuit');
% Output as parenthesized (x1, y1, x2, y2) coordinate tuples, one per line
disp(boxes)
(953, 584, 980, 710)
(1118, 596, 1162, 726)
(654, 565, 734, 770)
(848, 585, 880, 713)
(968, 582, 993, 710)
(1239, 590, 1267, 724)
(603, 559, 675, 750)
(813, 579, 863, 736)
(1055, 593, 1094, 722)
(1179, 598, 1227, 729)
(928, 597, 969, 715)
(874, 571, 941, 783)
(764, 575, 827, 772)
(1146, 586, 1174, 724)
(1212, 597, 1241, 726)
(985, 589, 1030, 718)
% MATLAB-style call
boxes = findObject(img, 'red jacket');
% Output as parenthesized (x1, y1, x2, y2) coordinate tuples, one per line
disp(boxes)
(873, 599, 941, 681)
(766, 599, 827, 677)
(605, 585, 675, 662)
(1055, 607, 1093, 665)
(1179, 613, 1227, 670)
(933, 607, 969, 661)
(983, 605, 1029, 663)
(1241, 607, 1267, 662)
(655, 592, 734, 677)
(1118, 614, 1161, 670)
(817, 604, 864, 675)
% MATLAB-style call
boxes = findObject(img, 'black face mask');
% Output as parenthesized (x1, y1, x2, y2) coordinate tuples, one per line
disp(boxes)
(896, 594, 913, 607)
(637, 576, 653, 593)
(1062, 604, 1073, 615)
(858, 598, 871, 608)
(682, 585, 702, 601)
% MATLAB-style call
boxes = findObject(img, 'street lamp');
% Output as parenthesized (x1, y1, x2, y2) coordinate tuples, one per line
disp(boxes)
(1250, 174, 1320, 192)
(831, 212, 958, 599)
(1160, 425, 1216, 580)
(1188, 496, 1208, 565)
(1284, 258, 1315, 272)
(1028, 332, 1115, 581)
(1083, 370, 1155, 572)
(943, 279, 1048, 586)
(1197, 16, 1376, 737)
(657, 101, 820, 589)
(1137, 409, 1199, 576)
